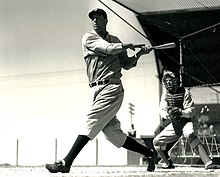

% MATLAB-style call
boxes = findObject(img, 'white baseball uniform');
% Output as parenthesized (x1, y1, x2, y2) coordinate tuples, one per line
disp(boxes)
(81, 30, 138, 147)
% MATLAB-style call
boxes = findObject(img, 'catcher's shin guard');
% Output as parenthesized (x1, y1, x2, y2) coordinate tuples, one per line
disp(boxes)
(188, 133, 212, 165)
(188, 133, 201, 149)
(198, 144, 212, 165)
(156, 148, 170, 165)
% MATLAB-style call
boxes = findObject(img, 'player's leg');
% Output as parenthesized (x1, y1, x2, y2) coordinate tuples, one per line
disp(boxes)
(197, 144, 220, 169)
(45, 135, 90, 173)
(102, 119, 153, 156)
(153, 123, 179, 169)
(63, 135, 90, 166)
(187, 134, 213, 169)
(122, 136, 154, 157)
(183, 122, 216, 170)
(45, 84, 124, 173)
(102, 118, 155, 172)
(122, 136, 156, 172)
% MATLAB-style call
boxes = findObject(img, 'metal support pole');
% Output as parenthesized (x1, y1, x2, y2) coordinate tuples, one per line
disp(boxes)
(179, 39, 183, 87)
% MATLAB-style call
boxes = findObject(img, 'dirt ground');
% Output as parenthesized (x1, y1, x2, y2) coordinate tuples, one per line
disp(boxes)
(0, 165, 220, 177)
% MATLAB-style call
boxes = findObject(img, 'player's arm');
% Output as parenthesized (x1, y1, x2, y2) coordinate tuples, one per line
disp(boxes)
(159, 92, 170, 120)
(84, 32, 151, 55)
(83, 33, 124, 55)
(120, 46, 152, 70)
(181, 88, 195, 118)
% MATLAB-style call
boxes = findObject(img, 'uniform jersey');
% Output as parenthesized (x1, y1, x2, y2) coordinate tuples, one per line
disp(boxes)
(159, 87, 195, 120)
(82, 30, 137, 83)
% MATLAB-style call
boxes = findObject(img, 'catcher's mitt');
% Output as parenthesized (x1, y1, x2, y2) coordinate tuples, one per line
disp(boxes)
(168, 107, 182, 120)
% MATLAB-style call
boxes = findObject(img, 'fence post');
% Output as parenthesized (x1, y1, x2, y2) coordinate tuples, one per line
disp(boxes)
(16, 139, 19, 166)
(55, 138, 57, 162)
(96, 138, 98, 165)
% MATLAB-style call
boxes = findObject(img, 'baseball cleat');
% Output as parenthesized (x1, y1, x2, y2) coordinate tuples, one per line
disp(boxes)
(146, 150, 157, 172)
(161, 159, 175, 169)
(205, 163, 220, 170)
(147, 157, 155, 172)
(45, 160, 70, 173)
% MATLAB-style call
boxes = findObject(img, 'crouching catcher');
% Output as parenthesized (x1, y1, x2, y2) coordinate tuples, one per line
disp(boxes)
(153, 71, 217, 170)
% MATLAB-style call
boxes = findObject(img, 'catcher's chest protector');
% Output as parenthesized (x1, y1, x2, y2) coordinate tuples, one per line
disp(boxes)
(165, 87, 189, 136)
(165, 87, 185, 109)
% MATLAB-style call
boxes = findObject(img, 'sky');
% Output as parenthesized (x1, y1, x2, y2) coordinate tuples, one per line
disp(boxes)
(0, 0, 161, 165)
(0, 0, 90, 75)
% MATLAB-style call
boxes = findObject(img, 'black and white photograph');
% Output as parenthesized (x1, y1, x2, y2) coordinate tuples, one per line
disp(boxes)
(0, 0, 220, 176)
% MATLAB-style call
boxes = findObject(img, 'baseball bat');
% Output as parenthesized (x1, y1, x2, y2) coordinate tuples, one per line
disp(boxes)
(134, 42, 176, 50)
(150, 42, 176, 50)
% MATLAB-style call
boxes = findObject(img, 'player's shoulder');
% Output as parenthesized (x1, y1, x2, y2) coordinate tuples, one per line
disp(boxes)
(107, 33, 121, 43)
(182, 87, 193, 98)
(82, 31, 97, 39)
(184, 87, 191, 93)
(82, 31, 101, 45)
(177, 86, 190, 93)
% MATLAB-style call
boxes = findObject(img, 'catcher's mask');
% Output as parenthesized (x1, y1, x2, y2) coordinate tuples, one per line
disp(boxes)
(162, 71, 178, 93)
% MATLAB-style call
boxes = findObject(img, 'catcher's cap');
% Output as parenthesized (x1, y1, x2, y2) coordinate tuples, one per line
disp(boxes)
(88, 8, 107, 19)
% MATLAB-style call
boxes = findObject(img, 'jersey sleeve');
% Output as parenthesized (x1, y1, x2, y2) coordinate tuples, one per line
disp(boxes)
(182, 88, 195, 118)
(159, 91, 169, 119)
(82, 32, 123, 57)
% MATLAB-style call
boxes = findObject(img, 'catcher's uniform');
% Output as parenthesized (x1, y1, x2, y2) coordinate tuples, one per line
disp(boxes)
(154, 87, 195, 150)
(153, 83, 214, 169)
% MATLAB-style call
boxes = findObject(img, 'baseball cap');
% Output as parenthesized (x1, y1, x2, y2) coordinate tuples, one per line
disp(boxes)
(88, 8, 107, 19)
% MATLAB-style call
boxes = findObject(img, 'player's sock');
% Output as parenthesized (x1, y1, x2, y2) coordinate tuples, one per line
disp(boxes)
(122, 136, 153, 157)
(63, 135, 90, 167)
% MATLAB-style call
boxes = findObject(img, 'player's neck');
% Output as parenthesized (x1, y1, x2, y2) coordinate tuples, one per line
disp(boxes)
(168, 86, 179, 94)
(96, 30, 107, 38)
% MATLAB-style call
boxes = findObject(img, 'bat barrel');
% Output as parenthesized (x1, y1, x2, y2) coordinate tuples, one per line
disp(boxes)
(152, 42, 176, 50)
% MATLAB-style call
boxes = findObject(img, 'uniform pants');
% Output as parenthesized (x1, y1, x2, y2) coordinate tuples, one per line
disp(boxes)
(153, 121, 212, 166)
(153, 121, 194, 151)
(82, 83, 127, 148)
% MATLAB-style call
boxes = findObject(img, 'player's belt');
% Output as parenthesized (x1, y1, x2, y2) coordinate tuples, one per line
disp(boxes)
(89, 80, 110, 88)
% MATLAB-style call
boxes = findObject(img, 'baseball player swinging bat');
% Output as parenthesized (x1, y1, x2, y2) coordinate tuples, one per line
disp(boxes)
(134, 42, 176, 50)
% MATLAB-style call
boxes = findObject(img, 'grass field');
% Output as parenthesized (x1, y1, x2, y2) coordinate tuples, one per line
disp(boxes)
(0, 165, 220, 177)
